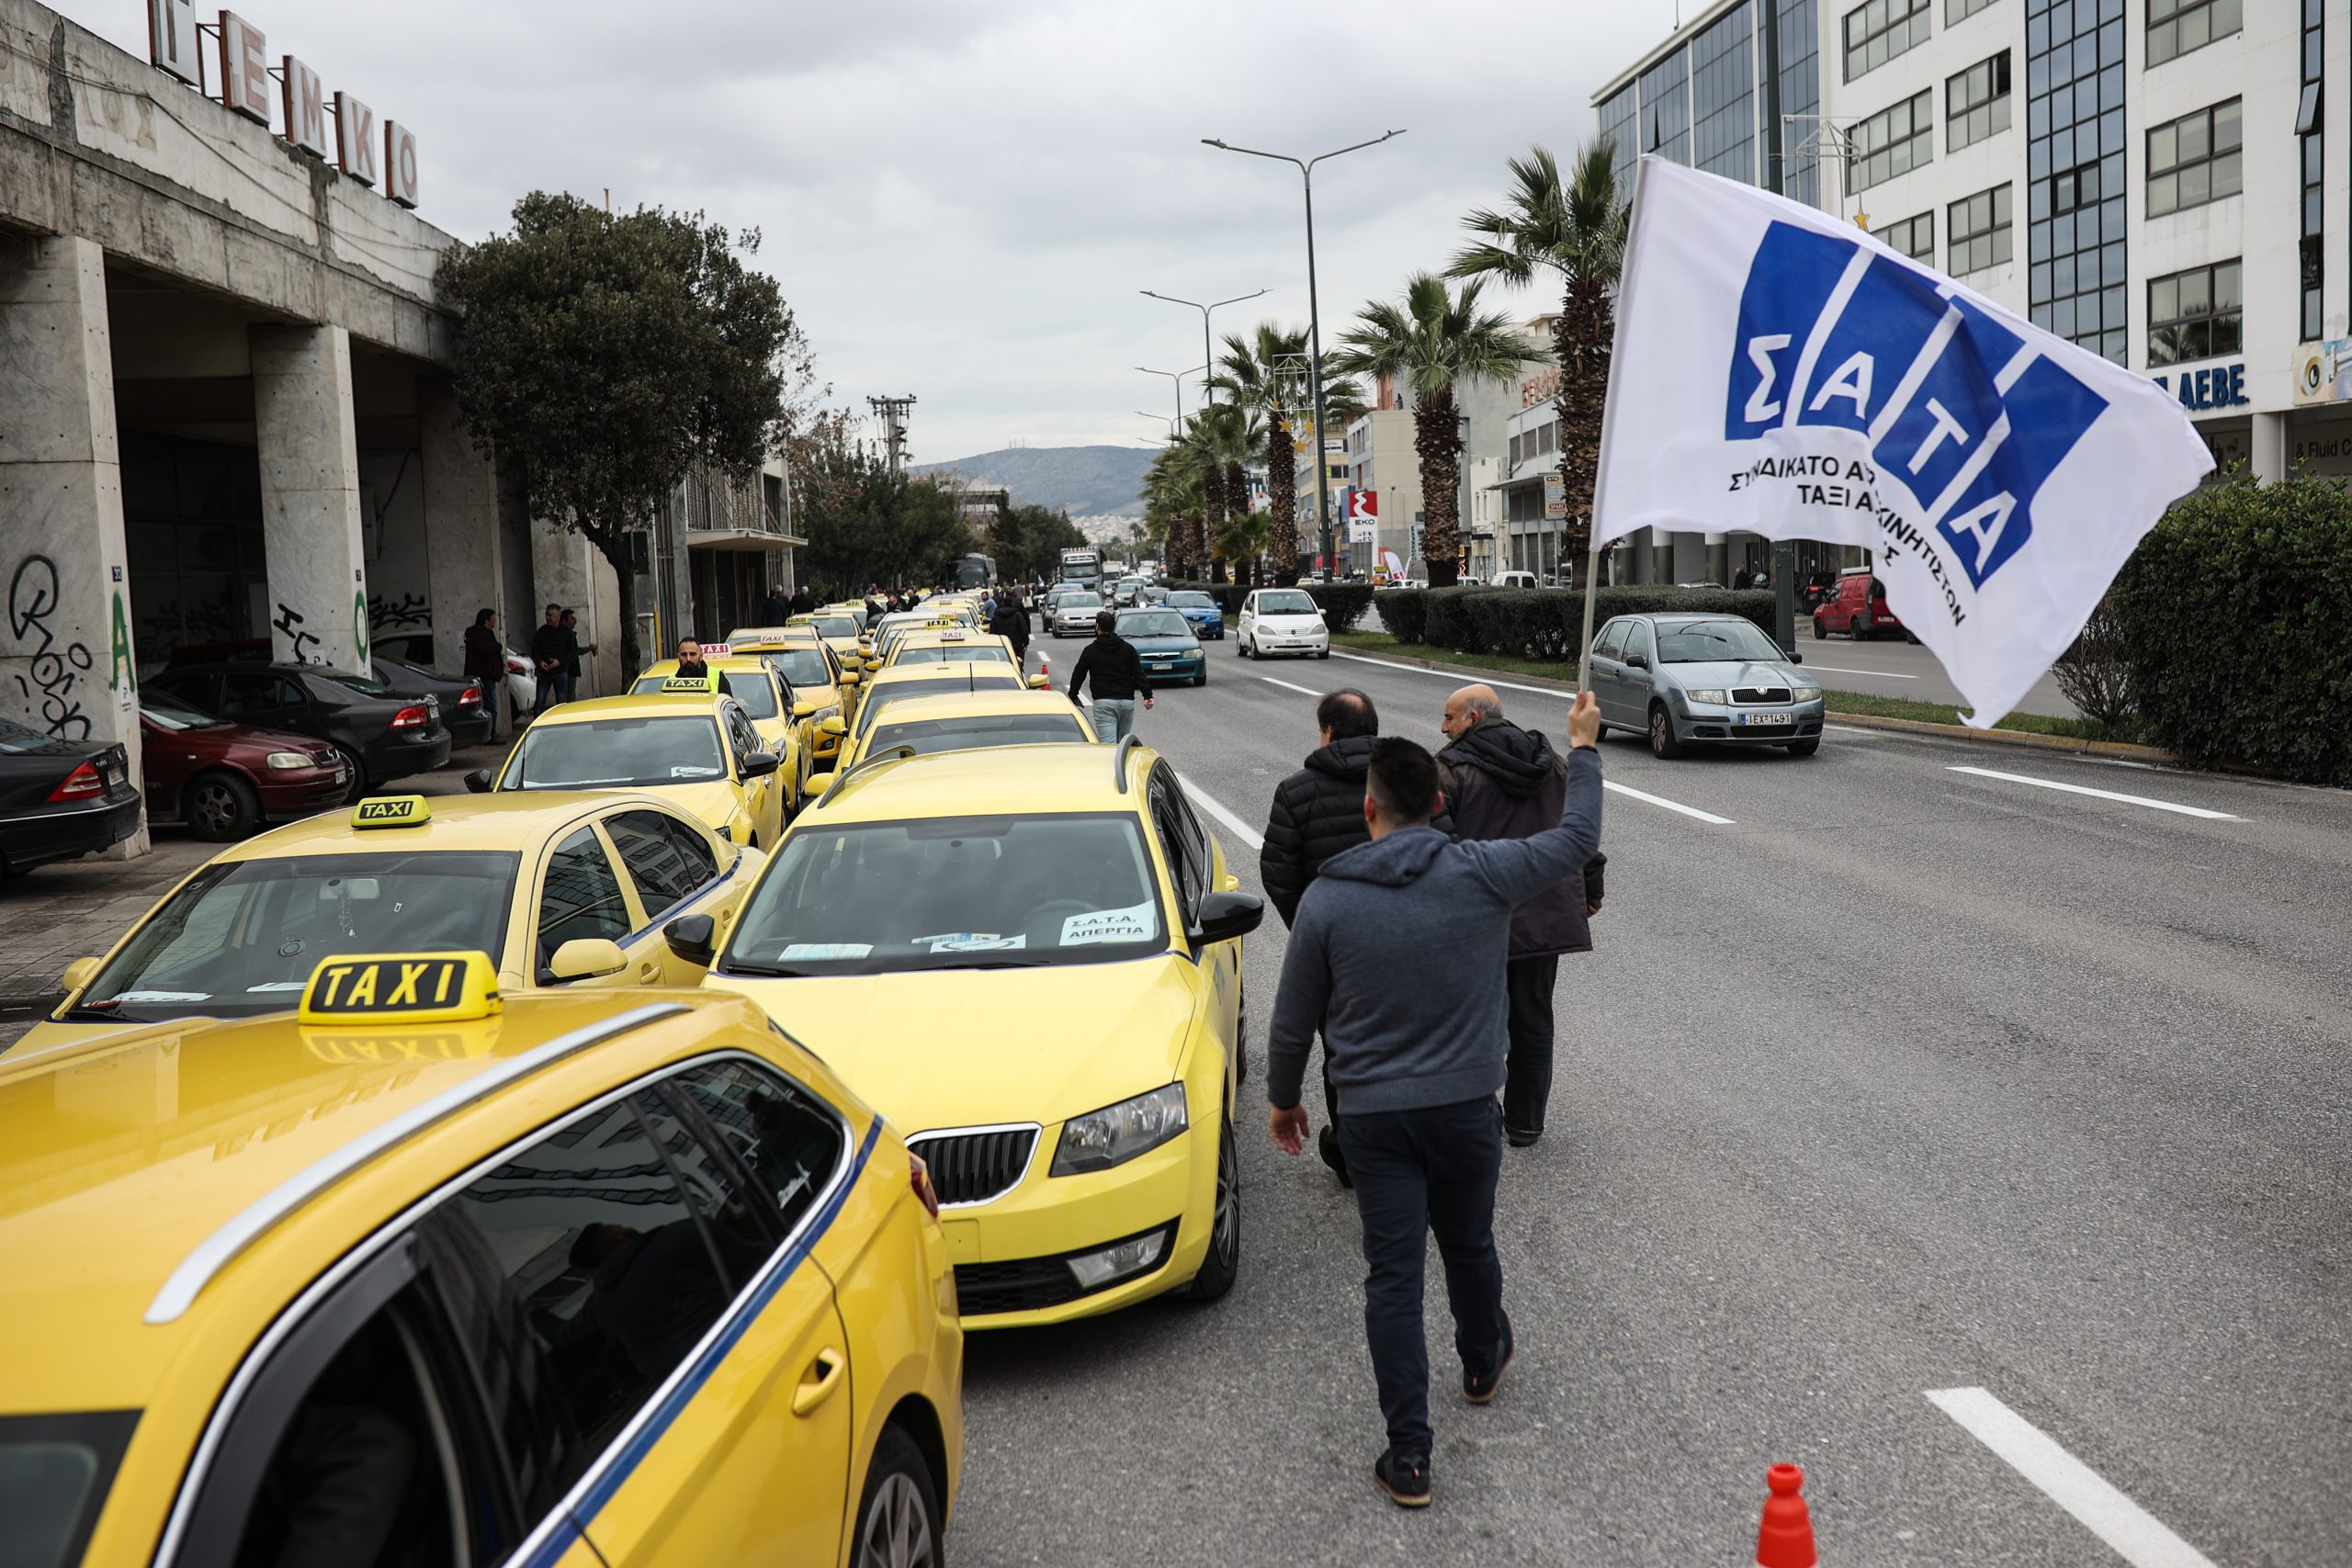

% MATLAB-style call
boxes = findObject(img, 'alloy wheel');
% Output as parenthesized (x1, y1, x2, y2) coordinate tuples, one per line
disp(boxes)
(857, 1472, 936, 1568)
(1208, 1122, 1239, 1274)
(188, 779, 241, 837)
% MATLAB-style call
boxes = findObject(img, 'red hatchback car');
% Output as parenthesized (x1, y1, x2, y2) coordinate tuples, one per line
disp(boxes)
(1812, 571, 1910, 641)
(139, 689, 351, 840)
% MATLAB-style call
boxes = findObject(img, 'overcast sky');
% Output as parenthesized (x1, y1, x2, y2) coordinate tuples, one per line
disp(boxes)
(75, 0, 1682, 461)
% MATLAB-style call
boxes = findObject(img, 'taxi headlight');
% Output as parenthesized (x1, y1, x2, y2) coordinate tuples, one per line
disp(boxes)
(1051, 1084, 1188, 1176)
(1792, 685, 1822, 702)
(265, 751, 313, 770)
(1684, 688, 1730, 705)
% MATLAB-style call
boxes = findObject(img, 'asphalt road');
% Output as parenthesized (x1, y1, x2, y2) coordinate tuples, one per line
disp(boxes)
(957, 637, 2349, 1566)
(1791, 618, 2082, 717)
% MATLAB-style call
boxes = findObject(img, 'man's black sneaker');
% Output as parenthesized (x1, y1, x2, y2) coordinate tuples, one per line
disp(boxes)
(1373, 1448, 1431, 1508)
(1318, 1124, 1352, 1190)
(1505, 1125, 1542, 1148)
(1464, 1315, 1515, 1404)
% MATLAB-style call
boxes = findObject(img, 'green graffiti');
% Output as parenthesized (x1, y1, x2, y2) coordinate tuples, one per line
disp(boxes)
(109, 589, 135, 695)
(354, 589, 371, 665)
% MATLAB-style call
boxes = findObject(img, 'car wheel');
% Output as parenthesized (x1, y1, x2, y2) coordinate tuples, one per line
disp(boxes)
(1194, 670, 1207, 687)
(1182, 1118, 1240, 1303)
(325, 744, 367, 804)
(1850, 618, 1868, 641)
(1317, 648, 1329, 660)
(185, 771, 261, 841)
(1234, 977, 1249, 1084)
(853, 1427, 943, 1568)
(1812, 615, 1828, 640)
(1647, 704, 1685, 760)
(1236, 634, 1249, 658)
(1785, 737, 1821, 757)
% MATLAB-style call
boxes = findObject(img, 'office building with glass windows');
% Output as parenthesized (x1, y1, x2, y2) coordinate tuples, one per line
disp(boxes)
(1595, 0, 2352, 491)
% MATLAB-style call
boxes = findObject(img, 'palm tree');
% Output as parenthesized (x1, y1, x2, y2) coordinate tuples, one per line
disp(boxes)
(1331, 273, 1536, 588)
(1180, 402, 1261, 584)
(1448, 138, 1631, 568)
(1214, 323, 1371, 584)
(1143, 451, 1204, 579)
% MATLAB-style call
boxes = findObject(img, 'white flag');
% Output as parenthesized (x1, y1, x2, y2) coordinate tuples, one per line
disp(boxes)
(1593, 157, 2213, 724)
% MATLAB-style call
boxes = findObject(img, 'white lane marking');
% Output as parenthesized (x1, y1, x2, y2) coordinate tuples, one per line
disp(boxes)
(1261, 677, 1324, 697)
(1328, 650, 1569, 701)
(1601, 779, 1734, 826)
(1800, 662, 1919, 679)
(1926, 1388, 2220, 1568)
(1948, 766, 2238, 821)
(1180, 777, 1264, 851)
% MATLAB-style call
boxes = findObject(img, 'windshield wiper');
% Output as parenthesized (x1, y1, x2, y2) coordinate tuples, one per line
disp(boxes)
(59, 1004, 148, 1023)
(928, 956, 1054, 970)
(717, 961, 815, 977)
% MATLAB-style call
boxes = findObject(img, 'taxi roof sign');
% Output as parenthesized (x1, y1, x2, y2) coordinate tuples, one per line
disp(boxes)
(937, 628, 967, 640)
(351, 795, 430, 829)
(660, 673, 717, 693)
(300, 951, 502, 1024)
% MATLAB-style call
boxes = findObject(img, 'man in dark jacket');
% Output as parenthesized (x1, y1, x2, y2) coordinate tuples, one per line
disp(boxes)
(1437, 684, 1605, 1147)
(528, 604, 567, 716)
(462, 609, 506, 741)
(787, 585, 815, 616)
(989, 592, 1032, 669)
(673, 637, 734, 697)
(761, 585, 790, 624)
(1064, 610, 1153, 741)
(1267, 700, 1604, 1507)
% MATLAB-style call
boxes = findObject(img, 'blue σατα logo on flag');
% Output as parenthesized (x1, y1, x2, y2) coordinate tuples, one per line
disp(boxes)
(1722, 221, 2109, 589)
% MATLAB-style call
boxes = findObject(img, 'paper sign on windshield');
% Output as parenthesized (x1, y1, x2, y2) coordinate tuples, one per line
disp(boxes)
(779, 942, 872, 961)
(1060, 900, 1156, 946)
(919, 932, 1026, 953)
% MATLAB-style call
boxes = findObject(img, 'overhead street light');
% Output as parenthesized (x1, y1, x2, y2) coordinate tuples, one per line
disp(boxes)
(1138, 290, 1266, 416)
(1136, 363, 1207, 427)
(1204, 129, 1405, 579)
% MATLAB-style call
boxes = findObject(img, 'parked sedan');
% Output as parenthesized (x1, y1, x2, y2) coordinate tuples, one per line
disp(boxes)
(373, 655, 494, 747)
(0, 719, 141, 874)
(139, 689, 348, 840)
(1115, 607, 1206, 687)
(144, 662, 452, 799)
(1167, 590, 1225, 639)
(1585, 613, 1824, 758)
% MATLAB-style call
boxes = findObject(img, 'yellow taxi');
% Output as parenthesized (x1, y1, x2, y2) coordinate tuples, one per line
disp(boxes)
(848, 662, 1035, 753)
(731, 628, 862, 740)
(627, 659, 815, 796)
(486, 691, 789, 849)
(828, 689, 1092, 780)
(867, 611, 971, 667)
(881, 625, 1026, 671)
(0, 953, 961, 1567)
(785, 610, 865, 665)
(12, 792, 763, 1060)
(692, 742, 1263, 1326)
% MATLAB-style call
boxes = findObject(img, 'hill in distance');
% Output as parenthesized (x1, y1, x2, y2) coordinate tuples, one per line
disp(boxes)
(912, 445, 1152, 520)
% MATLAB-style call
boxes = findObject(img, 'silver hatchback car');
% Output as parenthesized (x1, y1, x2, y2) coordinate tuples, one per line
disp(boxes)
(1586, 613, 1826, 758)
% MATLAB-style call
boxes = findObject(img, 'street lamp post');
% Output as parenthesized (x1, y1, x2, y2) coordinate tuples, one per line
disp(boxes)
(1203, 130, 1404, 579)
(1138, 290, 1265, 420)
(1136, 363, 1207, 428)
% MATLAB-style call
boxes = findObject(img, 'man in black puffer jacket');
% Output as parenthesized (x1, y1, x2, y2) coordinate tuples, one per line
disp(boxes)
(1437, 684, 1606, 1149)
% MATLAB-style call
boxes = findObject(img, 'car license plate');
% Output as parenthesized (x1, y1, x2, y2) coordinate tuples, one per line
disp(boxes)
(1738, 712, 1792, 727)
(332, 766, 348, 784)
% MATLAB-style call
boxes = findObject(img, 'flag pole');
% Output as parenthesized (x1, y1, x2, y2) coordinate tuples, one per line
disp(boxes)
(1575, 534, 1603, 696)
(1577, 152, 1654, 699)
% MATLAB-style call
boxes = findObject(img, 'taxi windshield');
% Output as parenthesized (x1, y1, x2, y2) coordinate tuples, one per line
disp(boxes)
(869, 712, 1089, 756)
(74, 851, 518, 1021)
(761, 648, 831, 690)
(891, 642, 1011, 666)
(806, 615, 858, 638)
(856, 674, 1023, 737)
(721, 813, 1164, 975)
(503, 716, 727, 788)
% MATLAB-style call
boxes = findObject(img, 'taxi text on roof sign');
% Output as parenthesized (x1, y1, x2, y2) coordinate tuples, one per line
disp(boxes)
(661, 674, 718, 693)
(299, 951, 503, 1024)
(351, 795, 431, 829)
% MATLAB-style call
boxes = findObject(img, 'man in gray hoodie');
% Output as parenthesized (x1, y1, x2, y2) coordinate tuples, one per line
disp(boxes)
(1267, 691, 1604, 1508)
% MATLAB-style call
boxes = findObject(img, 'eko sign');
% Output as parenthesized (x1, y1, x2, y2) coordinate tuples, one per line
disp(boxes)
(143, 1, 420, 209)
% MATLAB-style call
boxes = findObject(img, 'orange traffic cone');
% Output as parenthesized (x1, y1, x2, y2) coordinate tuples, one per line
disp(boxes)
(1756, 1464, 1817, 1568)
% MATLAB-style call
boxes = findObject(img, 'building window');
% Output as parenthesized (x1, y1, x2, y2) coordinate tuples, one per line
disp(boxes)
(1844, 0, 1930, 81)
(2026, 0, 2125, 364)
(1849, 90, 1932, 191)
(2300, 0, 2324, 342)
(1599, 86, 1638, 178)
(1947, 0, 1997, 20)
(2051, 158, 2103, 214)
(2147, 260, 2242, 367)
(1641, 49, 1691, 165)
(1775, 0, 1822, 207)
(1948, 185, 2013, 275)
(2147, 100, 2242, 218)
(1947, 52, 2011, 152)
(1878, 210, 1935, 263)
(1693, 3, 1758, 182)
(2148, 0, 2242, 68)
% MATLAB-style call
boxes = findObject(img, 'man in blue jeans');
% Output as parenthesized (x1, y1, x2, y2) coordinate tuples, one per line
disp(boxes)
(1266, 693, 1604, 1508)
(1064, 609, 1154, 742)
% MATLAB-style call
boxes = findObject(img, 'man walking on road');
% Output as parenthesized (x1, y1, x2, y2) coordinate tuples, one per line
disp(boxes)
(1064, 610, 1153, 742)
(1437, 684, 1606, 1148)
(1267, 694, 1604, 1509)
(989, 590, 1031, 667)
(1260, 687, 1382, 1187)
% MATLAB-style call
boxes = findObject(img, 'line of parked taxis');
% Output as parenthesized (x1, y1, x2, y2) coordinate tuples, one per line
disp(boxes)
(4, 594, 1266, 1568)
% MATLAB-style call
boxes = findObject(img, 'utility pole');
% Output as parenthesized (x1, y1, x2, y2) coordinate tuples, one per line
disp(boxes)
(866, 394, 918, 474)
(1762, 1, 1796, 654)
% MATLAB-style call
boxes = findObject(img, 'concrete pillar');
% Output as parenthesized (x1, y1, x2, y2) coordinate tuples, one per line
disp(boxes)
(1631, 526, 1657, 584)
(1671, 531, 1710, 585)
(252, 324, 368, 671)
(0, 235, 147, 857)
(2250, 411, 2288, 484)
(417, 378, 503, 675)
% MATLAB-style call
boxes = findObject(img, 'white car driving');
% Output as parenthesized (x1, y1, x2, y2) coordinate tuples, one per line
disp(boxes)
(1234, 588, 1330, 660)
(1051, 590, 1104, 637)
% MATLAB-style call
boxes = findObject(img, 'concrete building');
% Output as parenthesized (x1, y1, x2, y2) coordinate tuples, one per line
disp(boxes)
(1595, 0, 2352, 531)
(1289, 419, 1350, 574)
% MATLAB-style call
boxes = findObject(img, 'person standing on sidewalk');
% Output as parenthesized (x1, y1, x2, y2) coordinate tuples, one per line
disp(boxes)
(529, 604, 566, 716)
(1064, 610, 1153, 742)
(1259, 687, 1381, 1188)
(559, 608, 594, 704)
(1437, 683, 1606, 1148)
(1266, 694, 1604, 1509)
(463, 608, 507, 743)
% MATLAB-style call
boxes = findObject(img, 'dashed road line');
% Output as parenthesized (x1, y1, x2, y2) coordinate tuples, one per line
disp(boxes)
(1260, 677, 1323, 697)
(1948, 766, 2238, 820)
(1601, 780, 1734, 826)
(1179, 777, 1264, 851)
(1926, 1388, 2220, 1568)
(1801, 662, 1920, 679)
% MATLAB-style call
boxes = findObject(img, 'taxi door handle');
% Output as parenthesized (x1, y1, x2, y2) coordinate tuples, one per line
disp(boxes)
(792, 1348, 845, 1416)
(638, 961, 661, 982)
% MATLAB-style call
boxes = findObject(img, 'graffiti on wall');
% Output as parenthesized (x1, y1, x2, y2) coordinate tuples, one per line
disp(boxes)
(368, 591, 431, 631)
(7, 557, 96, 740)
(273, 602, 322, 664)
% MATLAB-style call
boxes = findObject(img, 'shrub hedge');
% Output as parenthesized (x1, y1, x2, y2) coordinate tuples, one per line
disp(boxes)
(1160, 579, 1375, 631)
(1374, 586, 1778, 662)
(2110, 472, 2352, 784)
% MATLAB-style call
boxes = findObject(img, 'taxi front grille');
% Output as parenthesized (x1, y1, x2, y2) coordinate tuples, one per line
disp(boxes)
(907, 1125, 1036, 1207)
(953, 1255, 1084, 1316)
(1732, 686, 1792, 705)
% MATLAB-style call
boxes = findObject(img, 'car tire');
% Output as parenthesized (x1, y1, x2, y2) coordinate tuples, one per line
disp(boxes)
(1850, 618, 1868, 641)
(1194, 671, 1207, 687)
(1236, 634, 1249, 658)
(853, 1427, 944, 1568)
(1317, 648, 1329, 660)
(325, 744, 367, 805)
(1786, 738, 1821, 757)
(1182, 1118, 1240, 1303)
(1647, 704, 1685, 760)
(1235, 978, 1249, 1084)
(185, 770, 261, 841)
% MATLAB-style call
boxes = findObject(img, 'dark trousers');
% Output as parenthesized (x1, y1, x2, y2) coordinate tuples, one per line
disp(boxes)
(1503, 954, 1559, 1137)
(1335, 1096, 1508, 1457)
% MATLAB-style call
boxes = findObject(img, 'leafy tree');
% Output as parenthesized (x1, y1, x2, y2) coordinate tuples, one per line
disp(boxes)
(1213, 324, 1366, 583)
(1448, 140, 1629, 564)
(1332, 273, 1535, 587)
(436, 193, 802, 674)
(989, 503, 1087, 583)
(792, 423, 972, 590)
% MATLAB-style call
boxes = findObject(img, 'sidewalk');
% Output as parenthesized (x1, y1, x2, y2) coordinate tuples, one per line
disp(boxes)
(0, 739, 510, 1011)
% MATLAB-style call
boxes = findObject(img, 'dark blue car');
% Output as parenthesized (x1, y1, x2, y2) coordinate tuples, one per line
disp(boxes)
(1166, 591, 1225, 641)
(1115, 607, 1207, 687)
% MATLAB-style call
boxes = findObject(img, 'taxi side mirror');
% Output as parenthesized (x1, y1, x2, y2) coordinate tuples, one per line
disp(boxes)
(464, 768, 493, 794)
(838, 670, 862, 686)
(740, 751, 781, 778)
(547, 938, 628, 983)
(1187, 890, 1264, 947)
(804, 771, 836, 799)
(863, 659, 882, 672)
(793, 698, 822, 718)
(60, 956, 100, 996)
(818, 716, 847, 737)
(664, 913, 717, 969)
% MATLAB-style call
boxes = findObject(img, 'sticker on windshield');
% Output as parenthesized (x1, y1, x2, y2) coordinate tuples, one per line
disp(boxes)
(917, 932, 1027, 953)
(778, 942, 873, 961)
(1060, 900, 1156, 946)
(111, 989, 212, 1002)
(670, 765, 721, 778)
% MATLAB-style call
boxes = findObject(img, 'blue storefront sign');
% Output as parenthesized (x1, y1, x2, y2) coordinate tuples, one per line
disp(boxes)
(2152, 363, 2248, 411)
